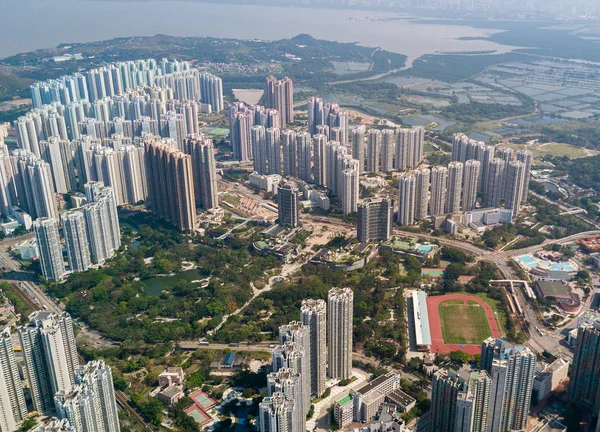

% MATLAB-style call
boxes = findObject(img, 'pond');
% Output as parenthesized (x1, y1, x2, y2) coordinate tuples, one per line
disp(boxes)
(143, 269, 208, 296)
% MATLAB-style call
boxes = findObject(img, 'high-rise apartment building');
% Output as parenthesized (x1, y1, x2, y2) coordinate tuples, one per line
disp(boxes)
(34, 217, 66, 281)
(62, 211, 92, 273)
(480, 338, 536, 432)
(568, 323, 600, 412)
(259, 392, 294, 432)
(279, 322, 311, 416)
(430, 166, 448, 216)
(414, 168, 430, 220)
(462, 160, 481, 212)
(200, 72, 224, 112)
(277, 182, 299, 228)
(505, 160, 525, 217)
(485, 158, 505, 209)
(446, 162, 464, 214)
(430, 368, 491, 432)
(251, 125, 268, 175)
(230, 110, 253, 162)
(380, 129, 395, 173)
(183, 137, 219, 210)
(83, 183, 121, 265)
(357, 198, 393, 243)
(266, 127, 282, 175)
(350, 125, 366, 173)
(327, 287, 354, 380)
(516, 150, 532, 203)
(340, 164, 360, 215)
(307, 97, 324, 136)
(19, 311, 79, 414)
(366, 129, 381, 173)
(297, 132, 312, 182)
(396, 127, 425, 171)
(398, 174, 417, 226)
(0, 329, 28, 432)
(266, 76, 294, 128)
(159, 111, 187, 150)
(144, 139, 196, 232)
(313, 134, 328, 187)
(282, 130, 297, 178)
(265, 369, 304, 432)
(300, 299, 327, 397)
(58, 360, 120, 432)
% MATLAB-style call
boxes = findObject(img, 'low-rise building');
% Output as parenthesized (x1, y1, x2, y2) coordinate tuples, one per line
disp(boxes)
(385, 389, 416, 413)
(351, 373, 399, 423)
(533, 358, 569, 400)
(157, 385, 184, 407)
(158, 367, 185, 387)
(249, 172, 282, 194)
(334, 394, 354, 428)
(19, 238, 39, 260)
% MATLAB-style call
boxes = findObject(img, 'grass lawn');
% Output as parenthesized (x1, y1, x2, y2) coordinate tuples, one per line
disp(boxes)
(439, 301, 492, 345)
(471, 293, 507, 337)
(504, 142, 595, 159)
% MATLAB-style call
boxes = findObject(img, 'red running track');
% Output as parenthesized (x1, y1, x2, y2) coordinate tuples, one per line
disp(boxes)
(426, 293, 501, 355)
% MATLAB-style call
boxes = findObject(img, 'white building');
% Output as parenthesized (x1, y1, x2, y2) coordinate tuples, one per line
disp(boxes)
(250, 172, 282, 194)
(34, 217, 66, 281)
(327, 287, 354, 380)
(300, 299, 327, 397)
(0, 329, 28, 432)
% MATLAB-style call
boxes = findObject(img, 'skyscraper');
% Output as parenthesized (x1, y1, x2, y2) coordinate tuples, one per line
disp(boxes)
(366, 129, 381, 173)
(505, 160, 525, 217)
(259, 392, 294, 432)
(313, 134, 328, 187)
(0, 329, 28, 432)
(516, 150, 532, 204)
(396, 127, 425, 170)
(357, 198, 393, 243)
(252, 125, 268, 175)
(297, 132, 312, 182)
(19, 311, 79, 414)
(350, 125, 366, 173)
(398, 174, 417, 226)
(144, 138, 197, 232)
(327, 287, 353, 380)
(159, 111, 187, 150)
(62, 211, 92, 273)
(59, 360, 120, 432)
(265, 369, 304, 432)
(34, 217, 66, 281)
(307, 97, 324, 136)
(446, 162, 464, 214)
(183, 137, 219, 210)
(200, 72, 224, 112)
(430, 368, 491, 432)
(568, 323, 600, 412)
(481, 338, 536, 432)
(415, 168, 430, 220)
(485, 158, 505, 209)
(277, 182, 299, 228)
(266, 76, 294, 128)
(300, 299, 327, 397)
(430, 166, 448, 216)
(230, 110, 253, 162)
(340, 165, 360, 215)
(462, 160, 481, 212)
(282, 130, 297, 178)
(380, 129, 395, 173)
(279, 322, 311, 416)
(266, 127, 282, 175)
(83, 183, 121, 265)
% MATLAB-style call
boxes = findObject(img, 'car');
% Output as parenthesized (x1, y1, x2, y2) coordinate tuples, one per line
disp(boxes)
(268, 344, 276, 348)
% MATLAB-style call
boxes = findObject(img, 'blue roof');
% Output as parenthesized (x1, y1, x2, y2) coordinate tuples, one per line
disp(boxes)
(224, 353, 235, 366)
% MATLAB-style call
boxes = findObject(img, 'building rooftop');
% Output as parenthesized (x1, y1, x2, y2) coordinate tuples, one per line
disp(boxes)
(386, 389, 416, 407)
(536, 280, 570, 299)
(412, 290, 431, 346)
(337, 394, 353, 407)
(159, 385, 183, 398)
(356, 373, 395, 396)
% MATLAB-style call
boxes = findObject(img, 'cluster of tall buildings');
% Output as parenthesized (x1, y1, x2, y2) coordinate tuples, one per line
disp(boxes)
(260, 287, 354, 432)
(0, 311, 119, 432)
(266, 76, 294, 128)
(2, 60, 223, 237)
(34, 182, 121, 280)
(431, 338, 536, 432)
(144, 134, 219, 232)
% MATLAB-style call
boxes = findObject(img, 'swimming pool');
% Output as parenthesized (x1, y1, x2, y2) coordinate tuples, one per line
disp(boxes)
(518, 255, 536, 264)
(417, 244, 436, 253)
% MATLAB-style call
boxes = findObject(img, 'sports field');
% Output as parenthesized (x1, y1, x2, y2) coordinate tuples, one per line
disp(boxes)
(438, 301, 492, 344)
(427, 293, 501, 354)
